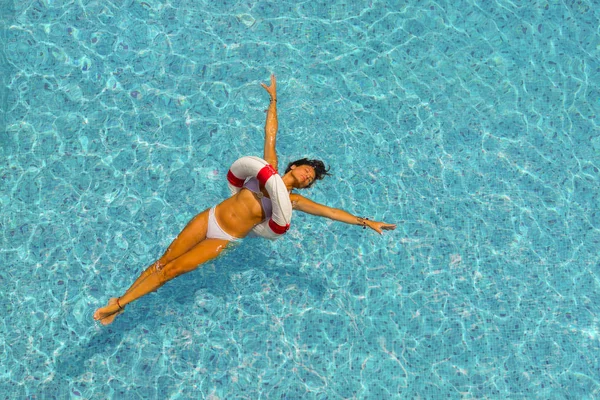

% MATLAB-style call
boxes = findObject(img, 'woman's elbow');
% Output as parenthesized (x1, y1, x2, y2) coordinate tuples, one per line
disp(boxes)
(327, 208, 342, 219)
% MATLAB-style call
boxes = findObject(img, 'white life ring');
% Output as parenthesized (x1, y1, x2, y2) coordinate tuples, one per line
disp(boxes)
(227, 156, 292, 239)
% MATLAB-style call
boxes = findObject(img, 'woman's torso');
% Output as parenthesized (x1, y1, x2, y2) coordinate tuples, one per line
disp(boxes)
(214, 186, 272, 239)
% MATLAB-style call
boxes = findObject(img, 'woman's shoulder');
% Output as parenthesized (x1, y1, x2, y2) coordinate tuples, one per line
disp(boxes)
(289, 193, 306, 209)
(289, 193, 305, 202)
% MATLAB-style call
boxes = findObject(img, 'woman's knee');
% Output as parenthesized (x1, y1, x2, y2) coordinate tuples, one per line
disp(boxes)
(158, 238, 229, 283)
(158, 259, 197, 283)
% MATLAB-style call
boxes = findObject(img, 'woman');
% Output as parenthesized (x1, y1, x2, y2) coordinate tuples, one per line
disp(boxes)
(93, 75, 396, 325)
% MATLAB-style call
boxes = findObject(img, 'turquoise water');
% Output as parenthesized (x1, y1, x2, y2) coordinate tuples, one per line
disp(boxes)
(1, 0, 599, 398)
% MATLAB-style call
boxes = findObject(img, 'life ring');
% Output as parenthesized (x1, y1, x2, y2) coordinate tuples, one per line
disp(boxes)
(227, 156, 292, 239)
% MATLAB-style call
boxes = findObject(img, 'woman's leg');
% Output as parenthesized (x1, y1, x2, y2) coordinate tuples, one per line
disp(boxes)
(93, 238, 229, 325)
(122, 209, 211, 296)
(157, 208, 211, 265)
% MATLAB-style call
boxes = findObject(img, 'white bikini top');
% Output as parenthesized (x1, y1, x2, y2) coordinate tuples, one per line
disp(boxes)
(243, 177, 273, 219)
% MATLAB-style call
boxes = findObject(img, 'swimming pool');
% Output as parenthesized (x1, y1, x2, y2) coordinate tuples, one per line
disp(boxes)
(1, 0, 599, 398)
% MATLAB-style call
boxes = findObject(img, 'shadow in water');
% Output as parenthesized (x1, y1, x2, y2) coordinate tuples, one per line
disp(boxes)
(55, 238, 325, 381)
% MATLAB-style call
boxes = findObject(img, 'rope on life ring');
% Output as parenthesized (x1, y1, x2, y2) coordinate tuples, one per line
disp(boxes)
(227, 156, 292, 239)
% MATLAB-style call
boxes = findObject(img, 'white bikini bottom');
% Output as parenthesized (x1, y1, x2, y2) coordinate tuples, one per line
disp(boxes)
(207, 207, 241, 242)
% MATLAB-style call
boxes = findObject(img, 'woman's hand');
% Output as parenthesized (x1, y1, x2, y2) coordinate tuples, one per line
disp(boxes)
(261, 74, 278, 168)
(261, 74, 277, 101)
(366, 219, 397, 235)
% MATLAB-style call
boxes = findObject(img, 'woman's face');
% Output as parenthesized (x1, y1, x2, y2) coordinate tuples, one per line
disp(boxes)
(290, 164, 316, 188)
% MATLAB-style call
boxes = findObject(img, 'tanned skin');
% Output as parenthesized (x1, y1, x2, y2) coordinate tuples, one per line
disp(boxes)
(93, 75, 396, 325)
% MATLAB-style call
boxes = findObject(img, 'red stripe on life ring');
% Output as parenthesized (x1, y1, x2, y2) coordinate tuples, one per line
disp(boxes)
(227, 170, 245, 187)
(269, 219, 290, 235)
(256, 164, 277, 187)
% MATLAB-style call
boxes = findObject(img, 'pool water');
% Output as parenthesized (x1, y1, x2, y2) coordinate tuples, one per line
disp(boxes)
(1, 0, 599, 398)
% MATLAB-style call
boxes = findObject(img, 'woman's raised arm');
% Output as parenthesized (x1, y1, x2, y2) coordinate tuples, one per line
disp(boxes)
(261, 74, 278, 171)
(290, 193, 396, 234)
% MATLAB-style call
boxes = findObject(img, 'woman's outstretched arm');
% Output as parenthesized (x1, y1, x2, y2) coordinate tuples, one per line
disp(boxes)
(290, 193, 396, 234)
(261, 74, 278, 170)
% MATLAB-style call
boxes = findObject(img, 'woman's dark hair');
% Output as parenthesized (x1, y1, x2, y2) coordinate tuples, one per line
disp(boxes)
(285, 158, 331, 188)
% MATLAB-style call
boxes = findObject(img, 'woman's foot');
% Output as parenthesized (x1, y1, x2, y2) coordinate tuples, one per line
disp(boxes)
(93, 298, 124, 325)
